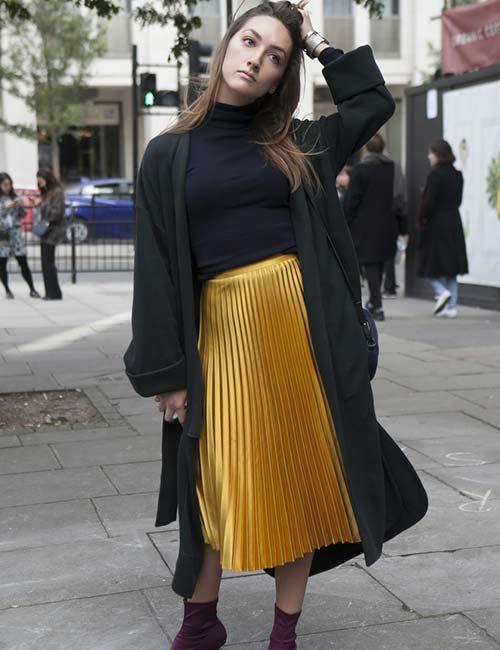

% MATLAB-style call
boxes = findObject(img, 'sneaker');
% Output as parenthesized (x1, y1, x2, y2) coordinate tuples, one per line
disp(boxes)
(382, 290, 397, 299)
(373, 308, 385, 322)
(433, 289, 451, 315)
(365, 301, 375, 314)
(438, 307, 457, 318)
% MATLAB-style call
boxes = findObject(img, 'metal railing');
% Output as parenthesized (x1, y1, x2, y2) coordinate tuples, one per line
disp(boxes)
(8, 200, 136, 281)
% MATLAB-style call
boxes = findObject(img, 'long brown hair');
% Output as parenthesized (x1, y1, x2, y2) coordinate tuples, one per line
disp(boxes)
(36, 168, 63, 200)
(168, 0, 322, 192)
(0, 172, 16, 198)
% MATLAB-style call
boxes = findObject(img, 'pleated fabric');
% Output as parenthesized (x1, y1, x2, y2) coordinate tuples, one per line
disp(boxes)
(195, 253, 361, 572)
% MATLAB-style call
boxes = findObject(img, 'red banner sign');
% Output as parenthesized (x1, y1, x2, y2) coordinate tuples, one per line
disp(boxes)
(442, 0, 500, 74)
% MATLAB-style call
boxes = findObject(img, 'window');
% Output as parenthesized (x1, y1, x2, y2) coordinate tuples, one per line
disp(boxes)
(323, 0, 354, 52)
(370, 0, 400, 57)
(189, 0, 221, 49)
(324, 0, 352, 15)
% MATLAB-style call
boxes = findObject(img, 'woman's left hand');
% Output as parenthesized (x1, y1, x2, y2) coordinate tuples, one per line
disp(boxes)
(296, 1, 315, 43)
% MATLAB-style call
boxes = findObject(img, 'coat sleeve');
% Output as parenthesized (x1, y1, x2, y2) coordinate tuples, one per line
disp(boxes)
(292, 45, 395, 176)
(123, 141, 187, 397)
(42, 189, 65, 224)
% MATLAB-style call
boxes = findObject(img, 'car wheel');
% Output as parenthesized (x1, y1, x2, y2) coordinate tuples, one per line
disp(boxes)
(66, 218, 89, 243)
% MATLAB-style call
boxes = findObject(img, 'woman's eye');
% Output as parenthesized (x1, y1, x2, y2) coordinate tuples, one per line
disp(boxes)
(243, 37, 280, 64)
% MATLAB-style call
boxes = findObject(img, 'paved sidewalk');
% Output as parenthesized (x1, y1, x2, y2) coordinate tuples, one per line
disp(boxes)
(1, 271, 500, 649)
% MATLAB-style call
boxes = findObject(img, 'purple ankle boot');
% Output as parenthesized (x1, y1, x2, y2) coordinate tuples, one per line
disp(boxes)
(268, 603, 302, 650)
(171, 597, 227, 650)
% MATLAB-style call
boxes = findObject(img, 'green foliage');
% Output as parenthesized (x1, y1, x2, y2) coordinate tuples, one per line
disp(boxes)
(486, 153, 500, 210)
(0, 0, 105, 170)
(2, 0, 387, 63)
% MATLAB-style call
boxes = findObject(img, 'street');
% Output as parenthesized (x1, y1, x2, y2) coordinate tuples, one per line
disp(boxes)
(1, 270, 500, 649)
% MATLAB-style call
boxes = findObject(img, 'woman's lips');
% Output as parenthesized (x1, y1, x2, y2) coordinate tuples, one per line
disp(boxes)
(237, 70, 256, 82)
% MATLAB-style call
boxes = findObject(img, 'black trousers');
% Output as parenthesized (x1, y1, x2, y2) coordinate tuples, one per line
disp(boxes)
(383, 256, 397, 292)
(41, 243, 62, 299)
(363, 262, 385, 310)
(0, 256, 35, 292)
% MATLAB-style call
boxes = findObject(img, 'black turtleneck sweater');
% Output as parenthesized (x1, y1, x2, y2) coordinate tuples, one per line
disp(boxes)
(186, 46, 342, 280)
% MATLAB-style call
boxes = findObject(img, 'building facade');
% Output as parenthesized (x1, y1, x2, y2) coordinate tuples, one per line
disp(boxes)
(0, 0, 443, 189)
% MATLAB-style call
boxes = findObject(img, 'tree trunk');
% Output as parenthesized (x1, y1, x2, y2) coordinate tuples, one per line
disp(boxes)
(50, 131, 61, 179)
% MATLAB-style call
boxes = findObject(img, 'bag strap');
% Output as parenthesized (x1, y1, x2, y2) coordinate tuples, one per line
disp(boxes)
(319, 214, 377, 350)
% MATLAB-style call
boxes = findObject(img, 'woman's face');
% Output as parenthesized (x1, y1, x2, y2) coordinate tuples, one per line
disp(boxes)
(428, 150, 438, 167)
(37, 175, 47, 189)
(0, 178, 11, 195)
(218, 15, 293, 106)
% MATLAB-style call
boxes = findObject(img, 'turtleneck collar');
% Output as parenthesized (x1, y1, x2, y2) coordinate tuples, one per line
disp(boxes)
(203, 99, 259, 130)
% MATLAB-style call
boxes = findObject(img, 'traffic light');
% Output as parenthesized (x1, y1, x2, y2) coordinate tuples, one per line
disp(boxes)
(188, 40, 213, 104)
(188, 40, 213, 77)
(156, 90, 179, 107)
(140, 73, 157, 107)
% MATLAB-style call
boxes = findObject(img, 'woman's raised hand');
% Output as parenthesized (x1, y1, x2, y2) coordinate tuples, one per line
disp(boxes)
(295, 1, 315, 43)
(155, 388, 188, 425)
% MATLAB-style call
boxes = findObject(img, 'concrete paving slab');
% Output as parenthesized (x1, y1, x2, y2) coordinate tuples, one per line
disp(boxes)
(0, 361, 33, 377)
(0, 444, 59, 475)
(99, 382, 137, 400)
(383, 472, 500, 556)
(397, 443, 441, 469)
(452, 388, 500, 409)
(365, 546, 500, 616)
(111, 396, 152, 416)
(0, 498, 107, 552)
(374, 391, 472, 416)
(379, 412, 499, 441)
(386, 372, 500, 392)
(426, 463, 500, 502)
(0, 533, 171, 609)
(51, 434, 160, 468)
(292, 614, 500, 650)
(0, 435, 20, 447)
(464, 408, 500, 430)
(401, 434, 500, 467)
(0, 466, 116, 508)
(465, 608, 500, 645)
(19, 424, 135, 446)
(0, 591, 169, 650)
(102, 460, 161, 494)
(93, 492, 178, 537)
(124, 413, 164, 436)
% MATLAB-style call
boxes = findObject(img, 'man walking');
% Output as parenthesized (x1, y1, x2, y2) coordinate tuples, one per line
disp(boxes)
(346, 133, 404, 321)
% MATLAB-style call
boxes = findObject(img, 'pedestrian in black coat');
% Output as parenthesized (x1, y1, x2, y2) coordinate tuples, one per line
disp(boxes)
(418, 140, 469, 318)
(123, 2, 428, 648)
(345, 132, 400, 320)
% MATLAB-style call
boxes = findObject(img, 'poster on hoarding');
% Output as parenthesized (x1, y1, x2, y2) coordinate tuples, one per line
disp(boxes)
(443, 79, 500, 288)
(442, 0, 500, 75)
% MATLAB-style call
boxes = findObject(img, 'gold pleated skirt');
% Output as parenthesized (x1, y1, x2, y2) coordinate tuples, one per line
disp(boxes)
(195, 253, 361, 572)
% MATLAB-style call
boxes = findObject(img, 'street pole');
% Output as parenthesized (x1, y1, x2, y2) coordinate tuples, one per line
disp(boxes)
(132, 44, 138, 198)
(226, 0, 232, 27)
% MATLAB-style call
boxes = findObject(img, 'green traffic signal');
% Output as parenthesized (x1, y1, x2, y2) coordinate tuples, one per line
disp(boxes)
(144, 90, 155, 107)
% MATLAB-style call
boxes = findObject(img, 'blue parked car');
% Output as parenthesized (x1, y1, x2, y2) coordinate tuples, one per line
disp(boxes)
(65, 178, 134, 242)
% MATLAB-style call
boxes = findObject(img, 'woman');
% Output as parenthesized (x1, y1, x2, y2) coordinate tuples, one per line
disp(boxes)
(33, 168, 65, 300)
(418, 139, 469, 318)
(0, 172, 40, 299)
(124, 3, 428, 649)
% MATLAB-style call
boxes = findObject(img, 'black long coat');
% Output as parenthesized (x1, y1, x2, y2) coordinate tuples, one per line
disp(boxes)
(123, 45, 428, 599)
(417, 163, 469, 278)
(346, 155, 399, 264)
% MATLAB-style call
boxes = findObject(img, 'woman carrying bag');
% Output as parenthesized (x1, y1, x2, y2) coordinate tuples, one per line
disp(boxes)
(32, 168, 65, 301)
(0, 172, 40, 299)
(124, 3, 428, 648)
